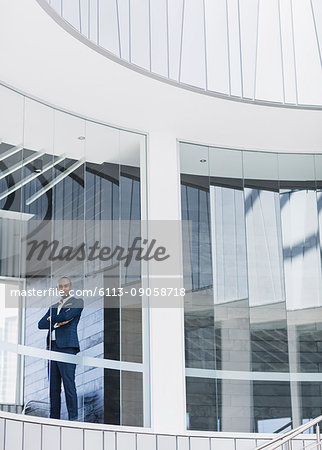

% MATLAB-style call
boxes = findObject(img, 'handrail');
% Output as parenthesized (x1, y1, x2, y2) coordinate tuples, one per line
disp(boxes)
(22, 400, 49, 415)
(254, 415, 322, 449)
(303, 442, 321, 450)
(273, 420, 292, 434)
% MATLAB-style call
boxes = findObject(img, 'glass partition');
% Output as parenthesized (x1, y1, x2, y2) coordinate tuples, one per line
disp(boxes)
(181, 142, 322, 433)
(0, 279, 23, 405)
(0, 83, 148, 426)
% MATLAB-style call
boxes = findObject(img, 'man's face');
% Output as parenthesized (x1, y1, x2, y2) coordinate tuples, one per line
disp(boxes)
(58, 278, 72, 298)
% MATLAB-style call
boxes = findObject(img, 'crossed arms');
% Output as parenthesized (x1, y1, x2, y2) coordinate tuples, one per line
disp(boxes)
(38, 301, 83, 330)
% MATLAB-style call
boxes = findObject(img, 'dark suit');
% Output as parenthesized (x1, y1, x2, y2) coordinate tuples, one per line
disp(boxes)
(38, 296, 83, 420)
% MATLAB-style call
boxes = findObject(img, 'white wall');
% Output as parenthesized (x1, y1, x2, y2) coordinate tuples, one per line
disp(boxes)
(0, 412, 316, 450)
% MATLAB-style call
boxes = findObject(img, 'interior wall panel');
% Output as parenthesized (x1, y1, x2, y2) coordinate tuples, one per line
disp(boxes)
(116, 432, 136, 450)
(136, 433, 156, 450)
(5, 420, 23, 450)
(104, 431, 116, 450)
(210, 438, 235, 450)
(190, 437, 210, 450)
(61, 427, 83, 450)
(177, 436, 190, 450)
(157, 435, 177, 450)
(236, 439, 257, 450)
(24, 422, 41, 450)
(84, 430, 103, 450)
(42, 425, 61, 450)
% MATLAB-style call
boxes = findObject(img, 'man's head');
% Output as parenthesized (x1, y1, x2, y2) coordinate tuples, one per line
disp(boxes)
(58, 277, 72, 298)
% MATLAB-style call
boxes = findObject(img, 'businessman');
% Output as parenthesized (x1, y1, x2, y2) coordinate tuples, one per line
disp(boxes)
(38, 277, 83, 421)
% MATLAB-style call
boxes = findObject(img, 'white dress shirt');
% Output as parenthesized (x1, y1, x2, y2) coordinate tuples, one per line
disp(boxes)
(51, 295, 71, 341)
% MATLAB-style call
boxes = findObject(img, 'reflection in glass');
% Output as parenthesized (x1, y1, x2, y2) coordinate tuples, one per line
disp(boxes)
(281, 189, 322, 310)
(254, 381, 291, 433)
(300, 382, 322, 422)
(0, 83, 146, 426)
(181, 143, 322, 433)
(0, 280, 22, 404)
(245, 188, 284, 307)
(250, 305, 289, 373)
(186, 377, 220, 431)
(181, 168, 216, 372)
(121, 370, 143, 426)
(210, 185, 247, 304)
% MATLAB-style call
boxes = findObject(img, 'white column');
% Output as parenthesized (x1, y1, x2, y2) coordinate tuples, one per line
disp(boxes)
(146, 132, 186, 434)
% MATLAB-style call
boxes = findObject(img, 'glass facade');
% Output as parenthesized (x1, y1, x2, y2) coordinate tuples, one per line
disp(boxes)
(0, 83, 149, 426)
(1, 77, 322, 435)
(181, 143, 322, 433)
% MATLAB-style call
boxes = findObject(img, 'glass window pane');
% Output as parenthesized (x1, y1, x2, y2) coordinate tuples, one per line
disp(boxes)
(186, 377, 219, 431)
(210, 185, 248, 303)
(121, 370, 143, 426)
(281, 189, 321, 310)
(0, 280, 21, 404)
(254, 381, 291, 433)
(181, 144, 322, 433)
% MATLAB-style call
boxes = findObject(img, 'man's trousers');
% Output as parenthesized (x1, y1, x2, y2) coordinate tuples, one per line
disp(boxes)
(49, 341, 78, 420)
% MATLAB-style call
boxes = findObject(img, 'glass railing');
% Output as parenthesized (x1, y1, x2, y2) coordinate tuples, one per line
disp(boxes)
(0, 80, 150, 427)
(180, 142, 322, 433)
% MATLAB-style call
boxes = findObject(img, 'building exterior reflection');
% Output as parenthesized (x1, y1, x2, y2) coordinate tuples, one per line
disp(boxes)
(181, 143, 322, 433)
(0, 84, 147, 426)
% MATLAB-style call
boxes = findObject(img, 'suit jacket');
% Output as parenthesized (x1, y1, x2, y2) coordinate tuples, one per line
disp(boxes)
(38, 297, 83, 353)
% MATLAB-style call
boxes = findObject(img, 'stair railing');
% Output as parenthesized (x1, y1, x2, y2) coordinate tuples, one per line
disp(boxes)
(254, 415, 322, 450)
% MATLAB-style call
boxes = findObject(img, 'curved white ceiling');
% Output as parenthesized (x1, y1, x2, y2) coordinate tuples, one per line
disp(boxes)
(0, 0, 321, 154)
(42, 0, 322, 107)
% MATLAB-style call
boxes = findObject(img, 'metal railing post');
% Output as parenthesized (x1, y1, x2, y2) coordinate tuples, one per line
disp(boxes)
(253, 415, 322, 450)
(317, 424, 321, 450)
